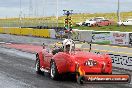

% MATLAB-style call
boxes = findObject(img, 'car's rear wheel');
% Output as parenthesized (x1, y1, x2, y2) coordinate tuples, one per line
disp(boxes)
(50, 61, 59, 80)
(121, 23, 125, 26)
(35, 55, 43, 74)
(77, 76, 84, 84)
(85, 23, 90, 26)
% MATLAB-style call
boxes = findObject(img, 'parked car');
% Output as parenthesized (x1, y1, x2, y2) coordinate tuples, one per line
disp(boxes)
(76, 22, 85, 26)
(117, 19, 132, 26)
(94, 19, 114, 27)
(76, 17, 105, 27)
(84, 17, 105, 26)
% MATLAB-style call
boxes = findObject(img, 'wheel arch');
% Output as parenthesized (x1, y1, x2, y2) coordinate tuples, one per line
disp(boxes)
(50, 58, 63, 74)
(50, 59, 54, 64)
(35, 52, 43, 67)
(36, 53, 39, 59)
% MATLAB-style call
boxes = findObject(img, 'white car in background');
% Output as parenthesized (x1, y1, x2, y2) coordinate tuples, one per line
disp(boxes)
(76, 22, 84, 26)
(117, 19, 132, 26)
(84, 17, 105, 26)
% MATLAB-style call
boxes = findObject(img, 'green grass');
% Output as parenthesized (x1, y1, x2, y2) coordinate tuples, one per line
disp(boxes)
(0, 12, 132, 32)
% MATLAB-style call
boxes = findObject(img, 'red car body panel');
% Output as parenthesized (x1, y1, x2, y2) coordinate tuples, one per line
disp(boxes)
(38, 48, 112, 75)
(94, 20, 114, 26)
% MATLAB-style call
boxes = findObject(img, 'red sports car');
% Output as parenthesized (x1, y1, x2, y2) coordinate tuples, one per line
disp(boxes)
(35, 39, 112, 80)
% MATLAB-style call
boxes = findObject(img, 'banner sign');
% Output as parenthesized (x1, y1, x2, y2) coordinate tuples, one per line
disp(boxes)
(94, 51, 132, 70)
(92, 32, 111, 44)
(111, 32, 129, 45)
(55, 30, 67, 39)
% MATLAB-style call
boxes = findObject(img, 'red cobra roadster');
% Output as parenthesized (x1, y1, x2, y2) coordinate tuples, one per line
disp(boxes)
(35, 41, 112, 80)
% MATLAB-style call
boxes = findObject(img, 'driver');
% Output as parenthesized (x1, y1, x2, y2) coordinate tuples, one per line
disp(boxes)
(52, 39, 74, 55)
(62, 39, 74, 53)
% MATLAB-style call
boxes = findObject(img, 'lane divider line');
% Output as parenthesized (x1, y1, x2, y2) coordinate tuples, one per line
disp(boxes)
(82, 48, 132, 55)
(93, 44, 132, 49)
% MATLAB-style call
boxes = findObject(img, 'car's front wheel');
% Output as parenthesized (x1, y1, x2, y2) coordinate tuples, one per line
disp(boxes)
(85, 23, 90, 26)
(35, 55, 43, 74)
(50, 61, 59, 80)
(121, 23, 125, 26)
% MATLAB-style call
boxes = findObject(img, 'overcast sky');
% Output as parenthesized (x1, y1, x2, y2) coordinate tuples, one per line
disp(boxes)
(0, 0, 132, 18)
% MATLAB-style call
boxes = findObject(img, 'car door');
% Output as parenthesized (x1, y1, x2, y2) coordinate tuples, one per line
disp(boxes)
(44, 48, 53, 69)
(129, 20, 132, 25)
(125, 21, 129, 25)
(53, 52, 68, 73)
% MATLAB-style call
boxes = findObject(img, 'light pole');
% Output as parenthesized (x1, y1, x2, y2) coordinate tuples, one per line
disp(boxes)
(117, 0, 120, 23)
(29, 0, 33, 17)
(19, 0, 22, 28)
(56, 0, 59, 27)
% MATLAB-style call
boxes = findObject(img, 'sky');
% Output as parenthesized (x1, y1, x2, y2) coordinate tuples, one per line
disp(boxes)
(0, 0, 132, 18)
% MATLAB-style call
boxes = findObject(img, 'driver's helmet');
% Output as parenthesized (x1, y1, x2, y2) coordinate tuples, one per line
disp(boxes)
(62, 39, 74, 52)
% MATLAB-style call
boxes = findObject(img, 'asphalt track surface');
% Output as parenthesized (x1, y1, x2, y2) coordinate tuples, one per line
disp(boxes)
(0, 34, 132, 88)
(0, 47, 132, 88)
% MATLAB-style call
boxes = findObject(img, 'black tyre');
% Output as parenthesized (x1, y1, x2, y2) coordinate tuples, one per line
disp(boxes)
(50, 61, 59, 80)
(121, 23, 124, 26)
(35, 55, 43, 74)
(77, 76, 84, 84)
(86, 23, 90, 26)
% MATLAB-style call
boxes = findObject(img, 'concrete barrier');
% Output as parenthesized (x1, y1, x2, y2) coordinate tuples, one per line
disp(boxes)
(0, 27, 132, 47)
(72, 29, 79, 40)
(0, 27, 50, 38)
(21, 28, 33, 36)
(0, 28, 4, 33)
(78, 30, 93, 42)
(49, 29, 56, 38)
(39, 29, 50, 38)
(14, 28, 21, 35)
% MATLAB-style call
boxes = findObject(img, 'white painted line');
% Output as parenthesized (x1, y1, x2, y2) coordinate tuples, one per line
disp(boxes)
(82, 48, 132, 55)
(5, 43, 12, 44)
(93, 44, 132, 50)
(0, 47, 36, 60)
(0, 42, 5, 44)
